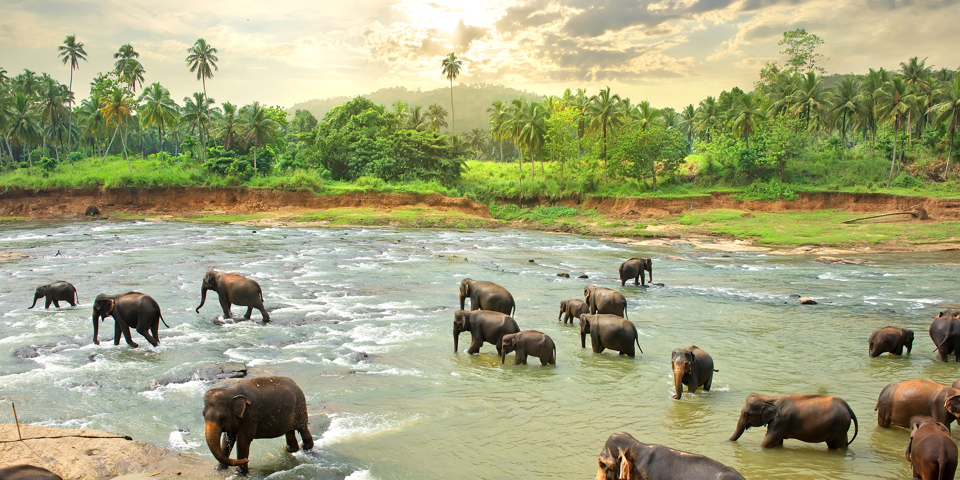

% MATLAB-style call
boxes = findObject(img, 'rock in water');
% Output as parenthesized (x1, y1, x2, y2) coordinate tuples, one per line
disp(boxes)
(578, 274, 589, 279)
(798, 297, 818, 305)
(193, 362, 247, 381)
(557, 272, 570, 278)
(13, 346, 39, 359)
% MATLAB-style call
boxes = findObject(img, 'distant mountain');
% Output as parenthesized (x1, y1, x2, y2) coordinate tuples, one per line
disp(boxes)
(288, 84, 544, 134)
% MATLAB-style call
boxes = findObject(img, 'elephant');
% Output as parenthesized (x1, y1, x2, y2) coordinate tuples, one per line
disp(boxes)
(91, 292, 169, 347)
(729, 393, 859, 449)
(29, 281, 78, 309)
(584, 285, 628, 318)
(453, 309, 520, 356)
(596, 432, 746, 480)
(0, 465, 63, 480)
(619, 258, 652, 286)
(197, 270, 269, 322)
(670, 346, 717, 400)
(877, 379, 960, 430)
(501, 330, 556, 365)
(869, 326, 914, 357)
(906, 416, 958, 480)
(579, 313, 642, 358)
(204, 376, 313, 475)
(559, 299, 589, 324)
(932, 310, 960, 362)
(459, 278, 516, 316)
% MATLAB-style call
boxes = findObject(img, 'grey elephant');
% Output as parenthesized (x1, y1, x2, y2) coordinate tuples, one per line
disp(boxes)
(453, 309, 520, 356)
(671, 345, 717, 400)
(730, 393, 859, 449)
(584, 285, 628, 318)
(619, 257, 652, 286)
(459, 278, 516, 315)
(558, 299, 589, 324)
(29, 281, 78, 309)
(501, 330, 556, 365)
(596, 432, 746, 480)
(92, 292, 169, 347)
(876, 379, 960, 430)
(930, 310, 960, 362)
(197, 270, 269, 322)
(579, 313, 642, 357)
(869, 326, 914, 357)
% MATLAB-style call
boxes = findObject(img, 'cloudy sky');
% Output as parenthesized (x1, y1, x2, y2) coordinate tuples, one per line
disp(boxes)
(2, 0, 958, 111)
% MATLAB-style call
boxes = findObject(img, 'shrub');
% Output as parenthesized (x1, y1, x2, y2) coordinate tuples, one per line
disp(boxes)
(733, 179, 798, 201)
(891, 173, 923, 189)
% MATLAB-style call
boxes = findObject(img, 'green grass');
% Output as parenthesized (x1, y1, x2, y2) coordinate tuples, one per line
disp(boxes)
(186, 213, 270, 223)
(0, 216, 25, 221)
(292, 207, 501, 229)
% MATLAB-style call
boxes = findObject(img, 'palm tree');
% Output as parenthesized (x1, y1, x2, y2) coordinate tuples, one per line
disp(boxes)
(788, 72, 830, 131)
(440, 52, 462, 133)
(727, 92, 765, 148)
(391, 100, 408, 120)
(765, 71, 799, 117)
(405, 105, 428, 131)
(586, 87, 623, 181)
(679, 104, 696, 146)
(242, 102, 277, 171)
(216, 102, 240, 151)
(36, 76, 70, 161)
(76, 97, 105, 157)
(860, 68, 889, 146)
(113, 44, 145, 93)
(931, 76, 960, 179)
(99, 87, 137, 169)
(503, 98, 527, 197)
(695, 96, 721, 142)
(426, 104, 449, 132)
(181, 92, 215, 163)
(0, 87, 14, 165)
(6, 93, 42, 169)
(186, 39, 219, 99)
(138, 82, 178, 168)
(517, 100, 548, 178)
(465, 128, 487, 159)
(636, 100, 659, 131)
(876, 77, 913, 186)
(487, 99, 507, 162)
(829, 76, 865, 161)
(58, 34, 87, 157)
(900, 56, 933, 139)
(0, 66, 8, 86)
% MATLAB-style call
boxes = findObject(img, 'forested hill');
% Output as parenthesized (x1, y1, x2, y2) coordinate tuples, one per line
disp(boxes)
(288, 84, 543, 133)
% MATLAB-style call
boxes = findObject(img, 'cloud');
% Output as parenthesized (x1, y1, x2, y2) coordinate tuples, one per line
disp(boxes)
(452, 19, 489, 51)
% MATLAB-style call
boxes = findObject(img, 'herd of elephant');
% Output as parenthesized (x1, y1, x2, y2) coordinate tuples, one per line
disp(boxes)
(19, 255, 960, 479)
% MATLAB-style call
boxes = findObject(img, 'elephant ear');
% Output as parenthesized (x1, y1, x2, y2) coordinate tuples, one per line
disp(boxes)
(945, 395, 960, 417)
(760, 401, 779, 425)
(617, 448, 635, 480)
(97, 298, 115, 317)
(232, 395, 251, 419)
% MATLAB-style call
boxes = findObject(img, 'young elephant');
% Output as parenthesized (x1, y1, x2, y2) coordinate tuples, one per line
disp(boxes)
(730, 393, 859, 449)
(29, 281, 78, 309)
(596, 432, 746, 480)
(459, 278, 516, 315)
(584, 285, 628, 318)
(558, 299, 589, 324)
(869, 326, 914, 357)
(197, 270, 269, 322)
(931, 310, 960, 362)
(204, 376, 312, 475)
(501, 330, 556, 365)
(579, 313, 642, 357)
(670, 345, 718, 400)
(906, 417, 958, 480)
(876, 379, 960, 430)
(453, 309, 520, 356)
(618, 257, 652, 286)
(92, 292, 169, 347)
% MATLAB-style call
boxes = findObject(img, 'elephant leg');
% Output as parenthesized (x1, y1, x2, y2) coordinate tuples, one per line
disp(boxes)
(244, 306, 253, 320)
(119, 321, 138, 347)
(68, 297, 77, 307)
(299, 426, 314, 450)
(467, 335, 483, 355)
(236, 435, 252, 475)
(635, 274, 640, 286)
(256, 302, 270, 322)
(703, 376, 713, 391)
(285, 431, 300, 453)
(217, 432, 237, 471)
(515, 347, 526, 365)
(760, 430, 785, 448)
(113, 320, 122, 345)
(219, 297, 232, 318)
(45, 298, 52, 309)
(894, 345, 903, 355)
(151, 321, 159, 345)
(53, 300, 61, 308)
(136, 314, 160, 347)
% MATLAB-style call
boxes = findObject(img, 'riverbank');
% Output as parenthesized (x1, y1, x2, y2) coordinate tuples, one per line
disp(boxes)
(1, 186, 959, 252)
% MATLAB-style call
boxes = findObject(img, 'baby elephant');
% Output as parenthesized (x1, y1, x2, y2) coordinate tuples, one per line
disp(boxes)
(558, 299, 589, 324)
(730, 393, 858, 449)
(671, 346, 718, 400)
(907, 417, 958, 480)
(197, 270, 269, 322)
(619, 257, 652, 286)
(501, 330, 556, 365)
(869, 326, 914, 357)
(29, 281, 78, 309)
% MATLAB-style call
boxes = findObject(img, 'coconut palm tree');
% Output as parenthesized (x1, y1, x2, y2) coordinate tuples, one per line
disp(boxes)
(859, 68, 889, 146)
(0, 66, 8, 86)
(636, 100, 659, 131)
(487, 99, 507, 162)
(503, 98, 527, 197)
(6, 92, 42, 169)
(464, 128, 487, 159)
(216, 102, 240, 151)
(99, 87, 137, 169)
(517, 100, 548, 177)
(829, 76, 865, 161)
(727, 92, 765, 148)
(0, 87, 13, 165)
(876, 77, 914, 186)
(586, 87, 623, 181)
(440, 52, 462, 133)
(76, 97, 105, 157)
(242, 101, 277, 171)
(426, 104, 449, 132)
(181, 92, 215, 163)
(138, 82, 178, 168)
(391, 100, 408, 120)
(186, 39, 219, 99)
(788, 72, 830, 131)
(931, 76, 960, 179)
(36, 76, 71, 161)
(405, 105, 428, 131)
(765, 71, 799, 117)
(679, 104, 696, 146)
(113, 44, 145, 93)
(695, 96, 721, 142)
(58, 34, 87, 156)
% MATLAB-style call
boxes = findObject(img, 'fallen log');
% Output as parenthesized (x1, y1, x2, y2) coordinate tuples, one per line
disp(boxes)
(841, 205, 928, 224)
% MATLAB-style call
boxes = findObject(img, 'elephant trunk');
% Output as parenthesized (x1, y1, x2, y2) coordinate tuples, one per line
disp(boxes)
(558, 309, 563, 321)
(196, 286, 208, 313)
(673, 364, 686, 400)
(501, 349, 506, 364)
(729, 416, 747, 441)
(29, 294, 41, 309)
(580, 331, 586, 349)
(459, 292, 466, 310)
(91, 312, 100, 345)
(454, 329, 459, 353)
(205, 421, 247, 467)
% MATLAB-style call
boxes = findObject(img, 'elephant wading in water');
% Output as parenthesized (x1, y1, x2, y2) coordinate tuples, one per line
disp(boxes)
(869, 326, 914, 357)
(584, 285, 628, 318)
(459, 278, 515, 315)
(197, 271, 269, 322)
(671, 346, 717, 400)
(931, 310, 960, 362)
(453, 309, 520, 356)
(204, 376, 313, 475)
(619, 258, 652, 286)
(92, 292, 169, 347)
(558, 299, 589, 324)
(876, 379, 960, 430)
(729, 393, 859, 449)
(501, 330, 556, 365)
(596, 432, 746, 480)
(906, 417, 958, 480)
(579, 313, 642, 357)
(29, 281, 78, 309)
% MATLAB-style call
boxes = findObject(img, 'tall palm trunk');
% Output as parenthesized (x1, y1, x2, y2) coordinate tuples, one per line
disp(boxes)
(946, 119, 956, 180)
(517, 147, 523, 207)
(158, 125, 165, 169)
(887, 119, 899, 187)
(253, 143, 257, 170)
(120, 123, 131, 172)
(449, 78, 454, 134)
(103, 124, 120, 162)
(67, 69, 74, 158)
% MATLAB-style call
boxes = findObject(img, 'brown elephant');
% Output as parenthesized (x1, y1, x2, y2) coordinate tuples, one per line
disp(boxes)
(579, 313, 642, 358)
(459, 278, 515, 316)
(618, 258, 652, 286)
(596, 432, 746, 480)
(501, 330, 556, 365)
(196, 270, 269, 322)
(92, 292, 169, 347)
(584, 285, 628, 318)
(0, 465, 63, 480)
(558, 299, 589, 324)
(869, 326, 914, 357)
(453, 309, 520, 356)
(931, 310, 960, 362)
(729, 393, 858, 449)
(906, 416, 958, 480)
(29, 281, 78, 309)
(876, 379, 960, 430)
(670, 345, 717, 400)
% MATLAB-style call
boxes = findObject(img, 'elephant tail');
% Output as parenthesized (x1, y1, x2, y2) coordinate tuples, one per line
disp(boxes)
(511, 304, 516, 317)
(635, 336, 643, 354)
(713, 369, 719, 372)
(74, 289, 79, 304)
(847, 404, 859, 446)
(159, 313, 170, 329)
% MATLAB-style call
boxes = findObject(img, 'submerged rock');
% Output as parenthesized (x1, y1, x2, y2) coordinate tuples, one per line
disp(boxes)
(814, 256, 871, 265)
(578, 274, 589, 279)
(798, 297, 818, 305)
(557, 272, 570, 278)
(354, 352, 373, 363)
(153, 362, 248, 387)
(13, 346, 39, 359)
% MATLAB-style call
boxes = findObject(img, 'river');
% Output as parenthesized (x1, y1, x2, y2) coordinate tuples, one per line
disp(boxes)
(1, 221, 958, 479)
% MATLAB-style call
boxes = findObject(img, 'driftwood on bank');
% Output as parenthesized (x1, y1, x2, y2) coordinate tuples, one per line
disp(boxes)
(841, 205, 928, 224)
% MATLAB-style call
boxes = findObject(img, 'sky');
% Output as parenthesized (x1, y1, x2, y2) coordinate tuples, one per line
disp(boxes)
(1, 0, 958, 111)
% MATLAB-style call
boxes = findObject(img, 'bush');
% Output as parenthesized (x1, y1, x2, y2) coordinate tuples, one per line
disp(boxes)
(891, 173, 923, 189)
(733, 179, 797, 201)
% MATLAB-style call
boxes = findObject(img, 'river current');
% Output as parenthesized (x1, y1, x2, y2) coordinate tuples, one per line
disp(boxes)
(1, 221, 959, 479)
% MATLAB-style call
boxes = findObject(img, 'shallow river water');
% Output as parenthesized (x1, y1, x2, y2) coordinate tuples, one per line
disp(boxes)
(1, 221, 960, 479)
